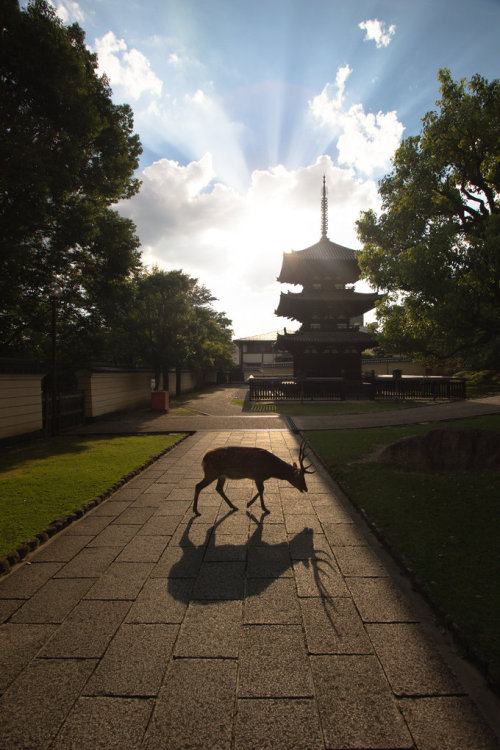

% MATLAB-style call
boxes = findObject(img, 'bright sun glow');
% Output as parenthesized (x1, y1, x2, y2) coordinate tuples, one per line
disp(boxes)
(47, 0, 499, 336)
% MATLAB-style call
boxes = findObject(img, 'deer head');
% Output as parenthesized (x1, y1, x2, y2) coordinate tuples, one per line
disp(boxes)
(290, 439, 315, 492)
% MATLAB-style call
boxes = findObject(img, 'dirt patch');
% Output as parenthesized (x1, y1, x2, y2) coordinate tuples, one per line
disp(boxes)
(376, 429, 500, 473)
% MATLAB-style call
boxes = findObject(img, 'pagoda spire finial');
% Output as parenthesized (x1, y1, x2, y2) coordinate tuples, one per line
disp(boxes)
(321, 175, 328, 238)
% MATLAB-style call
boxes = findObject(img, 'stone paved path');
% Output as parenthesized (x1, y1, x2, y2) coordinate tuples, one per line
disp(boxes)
(1, 425, 499, 748)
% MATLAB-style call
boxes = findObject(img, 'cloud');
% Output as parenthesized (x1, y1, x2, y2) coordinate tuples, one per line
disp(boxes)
(359, 19, 396, 48)
(309, 66, 404, 175)
(137, 85, 249, 191)
(336, 107, 404, 174)
(94, 31, 163, 99)
(90, 31, 248, 189)
(309, 65, 352, 127)
(49, 0, 85, 23)
(168, 53, 181, 66)
(116, 154, 381, 337)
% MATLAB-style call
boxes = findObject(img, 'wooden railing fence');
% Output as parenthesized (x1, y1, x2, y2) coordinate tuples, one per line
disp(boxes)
(248, 376, 466, 402)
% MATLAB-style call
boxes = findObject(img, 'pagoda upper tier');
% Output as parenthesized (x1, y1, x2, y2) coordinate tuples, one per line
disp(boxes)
(277, 235, 361, 286)
(275, 288, 380, 322)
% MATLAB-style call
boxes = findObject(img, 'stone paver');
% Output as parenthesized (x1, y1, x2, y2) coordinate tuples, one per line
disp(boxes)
(311, 654, 414, 748)
(400, 696, 499, 750)
(51, 696, 155, 750)
(9, 578, 94, 623)
(366, 623, 464, 696)
(1, 421, 499, 748)
(239, 624, 314, 698)
(142, 659, 237, 749)
(234, 698, 324, 749)
(85, 622, 179, 696)
(83, 561, 153, 600)
(174, 599, 242, 657)
(0, 659, 97, 749)
(40, 600, 131, 658)
(0, 623, 57, 691)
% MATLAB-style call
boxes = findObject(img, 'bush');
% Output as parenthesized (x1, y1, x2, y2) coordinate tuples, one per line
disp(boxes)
(453, 370, 500, 397)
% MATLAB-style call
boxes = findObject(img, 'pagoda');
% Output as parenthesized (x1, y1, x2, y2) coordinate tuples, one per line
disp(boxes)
(275, 177, 379, 379)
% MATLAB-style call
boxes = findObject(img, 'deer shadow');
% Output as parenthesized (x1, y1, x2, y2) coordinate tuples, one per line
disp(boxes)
(167, 510, 340, 632)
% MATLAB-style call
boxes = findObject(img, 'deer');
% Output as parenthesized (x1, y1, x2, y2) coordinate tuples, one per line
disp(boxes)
(192, 439, 314, 516)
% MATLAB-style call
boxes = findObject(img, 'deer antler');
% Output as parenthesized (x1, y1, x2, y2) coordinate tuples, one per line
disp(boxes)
(298, 438, 315, 474)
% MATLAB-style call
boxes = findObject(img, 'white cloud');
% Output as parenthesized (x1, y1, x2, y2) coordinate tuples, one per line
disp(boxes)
(309, 65, 352, 130)
(135, 85, 249, 191)
(116, 154, 381, 337)
(94, 31, 163, 99)
(49, 0, 84, 23)
(90, 30, 247, 189)
(359, 19, 396, 48)
(336, 108, 404, 174)
(309, 66, 404, 175)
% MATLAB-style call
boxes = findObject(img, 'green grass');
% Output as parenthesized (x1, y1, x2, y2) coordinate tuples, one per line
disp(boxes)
(244, 399, 430, 416)
(306, 415, 500, 686)
(0, 434, 185, 558)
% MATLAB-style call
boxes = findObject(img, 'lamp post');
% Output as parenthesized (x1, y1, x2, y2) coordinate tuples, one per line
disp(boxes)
(50, 283, 62, 437)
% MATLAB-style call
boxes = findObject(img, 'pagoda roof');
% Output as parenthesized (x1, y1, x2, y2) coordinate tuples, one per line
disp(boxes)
(296, 235, 359, 261)
(275, 290, 379, 319)
(277, 236, 361, 284)
(277, 290, 379, 304)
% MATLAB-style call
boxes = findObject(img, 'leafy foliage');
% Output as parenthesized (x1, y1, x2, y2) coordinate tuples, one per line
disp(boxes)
(106, 268, 234, 385)
(0, 0, 142, 366)
(357, 69, 500, 367)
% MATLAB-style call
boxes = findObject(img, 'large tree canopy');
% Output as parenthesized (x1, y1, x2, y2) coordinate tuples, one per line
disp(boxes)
(0, 0, 142, 360)
(109, 268, 234, 387)
(357, 69, 500, 368)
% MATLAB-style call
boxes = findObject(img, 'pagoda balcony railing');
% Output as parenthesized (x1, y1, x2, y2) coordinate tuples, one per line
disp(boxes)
(248, 375, 466, 402)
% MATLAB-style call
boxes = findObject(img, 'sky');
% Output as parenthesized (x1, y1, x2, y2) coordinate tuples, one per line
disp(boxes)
(44, 0, 500, 338)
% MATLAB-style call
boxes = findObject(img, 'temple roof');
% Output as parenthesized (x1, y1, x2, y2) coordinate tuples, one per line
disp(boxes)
(294, 235, 359, 261)
(233, 330, 288, 343)
(275, 289, 379, 320)
(277, 289, 379, 304)
(277, 236, 361, 285)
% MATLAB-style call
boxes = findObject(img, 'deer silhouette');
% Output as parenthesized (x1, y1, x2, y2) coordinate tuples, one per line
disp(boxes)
(193, 439, 314, 515)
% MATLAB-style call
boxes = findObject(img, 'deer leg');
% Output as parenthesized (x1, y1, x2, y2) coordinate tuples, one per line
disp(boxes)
(247, 480, 269, 514)
(247, 492, 258, 508)
(216, 477, 238, 512)
(193, 477, 213, 516)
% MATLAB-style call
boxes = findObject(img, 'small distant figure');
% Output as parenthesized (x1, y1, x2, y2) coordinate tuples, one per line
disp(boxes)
(192, 439, 314, 515)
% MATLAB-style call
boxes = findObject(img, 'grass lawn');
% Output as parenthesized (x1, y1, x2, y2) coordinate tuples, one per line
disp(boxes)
(234, 399, 431, 415)
(0, 434, 185, 558)
(306, 415, 500, 687)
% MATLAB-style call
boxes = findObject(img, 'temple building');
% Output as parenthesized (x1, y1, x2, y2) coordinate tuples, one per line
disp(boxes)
(275, 177, 379, 379)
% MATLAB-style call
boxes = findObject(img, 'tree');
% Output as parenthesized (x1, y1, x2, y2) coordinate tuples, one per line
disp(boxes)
(0, 0, 142, 365)
(187, 306, 234, 373)
(356, 69, 500, 368)
(112, 268, 233, 388)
